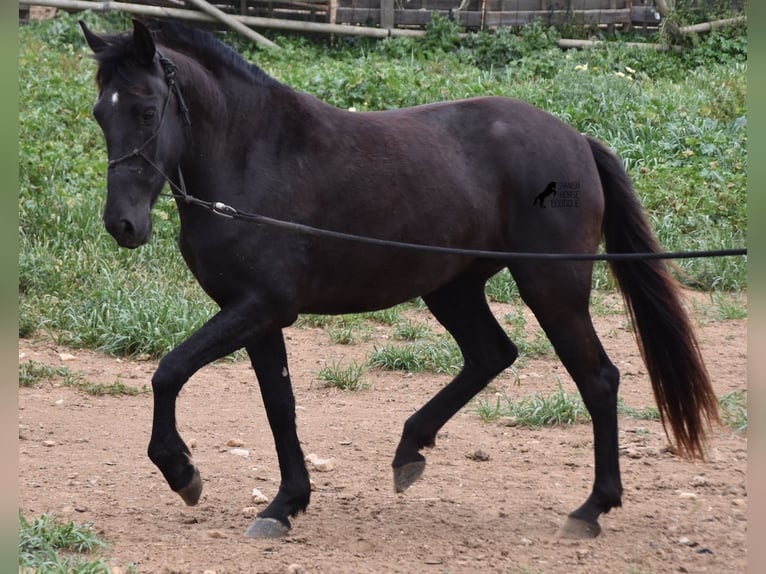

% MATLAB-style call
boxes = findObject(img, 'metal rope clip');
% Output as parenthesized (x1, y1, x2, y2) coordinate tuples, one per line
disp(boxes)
(212, 201, 237, 218)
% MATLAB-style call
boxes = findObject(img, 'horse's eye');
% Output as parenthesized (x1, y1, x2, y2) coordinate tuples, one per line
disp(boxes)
(142, 108, 156, 122)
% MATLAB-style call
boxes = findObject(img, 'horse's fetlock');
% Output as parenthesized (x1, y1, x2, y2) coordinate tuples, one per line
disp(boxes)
(402, 418, 434, 450)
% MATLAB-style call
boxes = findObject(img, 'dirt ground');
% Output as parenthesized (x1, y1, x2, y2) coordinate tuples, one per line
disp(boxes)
(18, 293, 747, 574)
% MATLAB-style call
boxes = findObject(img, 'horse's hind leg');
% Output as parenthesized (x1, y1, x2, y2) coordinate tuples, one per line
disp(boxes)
(510, 261, 622, 538)
(392, 275, 518, 492)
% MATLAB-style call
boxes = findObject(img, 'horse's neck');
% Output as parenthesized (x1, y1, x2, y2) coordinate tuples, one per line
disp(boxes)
(178, 61, 306, 164)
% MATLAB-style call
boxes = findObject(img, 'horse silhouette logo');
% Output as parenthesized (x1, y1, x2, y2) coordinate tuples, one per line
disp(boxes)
(532, 181, 557, 208)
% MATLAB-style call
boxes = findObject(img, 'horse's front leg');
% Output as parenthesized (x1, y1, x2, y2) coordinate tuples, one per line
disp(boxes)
(147, 303, 273, 507)
(244, 332, 311, 538)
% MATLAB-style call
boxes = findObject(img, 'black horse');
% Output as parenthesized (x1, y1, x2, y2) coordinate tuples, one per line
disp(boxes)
(80, 19, 719, 539)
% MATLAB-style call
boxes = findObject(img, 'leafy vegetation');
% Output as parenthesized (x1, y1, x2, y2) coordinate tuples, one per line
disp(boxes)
(368, 338, 463, 375)
(18, 360, 146, 396)
(19, 512, 114, 573)
(476, 386, 747, 432)
(316, 360, 368, 390)
(476, 381, 591, 426)
(19, 12, 746, 358)
(719, 389, 747, 433)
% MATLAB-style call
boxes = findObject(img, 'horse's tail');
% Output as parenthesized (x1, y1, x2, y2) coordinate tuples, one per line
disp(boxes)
(587, 136, 719, 459)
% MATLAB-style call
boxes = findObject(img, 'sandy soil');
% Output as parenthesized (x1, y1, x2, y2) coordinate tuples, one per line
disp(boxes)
(18, 294, 747, 573)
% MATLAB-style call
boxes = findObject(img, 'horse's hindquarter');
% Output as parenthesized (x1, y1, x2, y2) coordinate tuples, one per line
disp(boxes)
(293, 97, 604, 311)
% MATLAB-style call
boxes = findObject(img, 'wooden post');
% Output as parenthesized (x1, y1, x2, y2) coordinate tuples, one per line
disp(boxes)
(381, 0, 394, 30)
(330, 0, 338, 24)
(184, 0, 279, 48)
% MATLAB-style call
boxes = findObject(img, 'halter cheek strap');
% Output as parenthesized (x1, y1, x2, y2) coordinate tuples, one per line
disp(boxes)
(107, 50, 191, 168)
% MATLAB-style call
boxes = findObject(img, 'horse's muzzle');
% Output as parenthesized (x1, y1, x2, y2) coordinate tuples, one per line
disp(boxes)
(103, 212, 152, 249)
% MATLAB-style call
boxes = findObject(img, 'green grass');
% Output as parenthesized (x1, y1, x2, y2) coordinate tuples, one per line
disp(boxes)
(719, 389, 747, 433)
(392, 319, 434, 341)
(367, 339, 463, 375)
(690, 291, 748, 326)
(503, 308, 555, 361)
(316, 360, 368, 390)
(19, 512, 112, 573)
(477, 387, 747, 433)
(18, 360, 146, 396)
(476, 381, 590, 427)
(617, 400, 661, 421)
(18, 13, 746, 360)
(18, 361, 76, 388)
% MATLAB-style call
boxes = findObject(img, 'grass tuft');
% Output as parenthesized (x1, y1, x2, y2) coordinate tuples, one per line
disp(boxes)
(367, 339, 463, 375)
(475, 381, 590, 427)
(316, 360, 368, 390)
(19, 512, 110, 573)
(719, 389, 747, 433)
(18, 360, 146, 396)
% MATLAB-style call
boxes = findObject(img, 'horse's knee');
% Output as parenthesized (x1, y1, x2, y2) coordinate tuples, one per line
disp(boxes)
(469, 338, 518, 379)
(152, 354, 188, 395)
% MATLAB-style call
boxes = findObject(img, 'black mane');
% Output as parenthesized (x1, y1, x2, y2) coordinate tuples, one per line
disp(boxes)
(93, 19, 278, 88)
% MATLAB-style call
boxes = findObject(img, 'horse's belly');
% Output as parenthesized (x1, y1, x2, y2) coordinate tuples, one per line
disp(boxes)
(299, 251, 501, 314)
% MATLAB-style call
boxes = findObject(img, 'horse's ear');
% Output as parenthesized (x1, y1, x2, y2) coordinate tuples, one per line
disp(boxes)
(79, 20, 109, 53)
(132, 19, 156, 67)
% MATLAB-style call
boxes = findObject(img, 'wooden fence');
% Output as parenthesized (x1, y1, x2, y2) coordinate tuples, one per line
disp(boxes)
(19, 0, 745, 45)
(82, 0, 637, 31)
(334, 0, 633, 30)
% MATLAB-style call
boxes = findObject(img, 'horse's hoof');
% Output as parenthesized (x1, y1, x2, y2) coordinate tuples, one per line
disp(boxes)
(393, 460, 426, 493)
(556, 516, 601, 539)
(244, 517, 290, 538)
(177, 466, 203, 506)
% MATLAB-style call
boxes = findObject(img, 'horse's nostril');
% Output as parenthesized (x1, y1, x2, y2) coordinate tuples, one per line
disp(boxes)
(120, 219, 135, 236)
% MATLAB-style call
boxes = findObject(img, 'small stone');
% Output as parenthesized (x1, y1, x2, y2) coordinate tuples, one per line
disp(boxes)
(251, 488, 269, 504)
(241, 506, 259, 518)
(732, 498, 746, 507)
(187, 438, 198, 449)
(54, 399, 64, 406)
(229, 448, 250, 458)
(203, 570, 217, 574)
(690, 475, 709, 487)
(42, 440, 56, 447)
(207, 530, 227, 539)
(305, 453, 336, 472)
(58, 352, 77, 361)
(678, 536, 697, 547)
(678, 492, 697, 499)
(225, 438, 245, 447)
(466, 449, 490, 462)
(286, 565, 305, 574)
(576, 548, 590, 559)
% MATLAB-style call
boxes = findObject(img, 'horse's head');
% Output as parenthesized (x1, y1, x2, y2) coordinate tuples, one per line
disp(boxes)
(81, 19, 187, 248)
